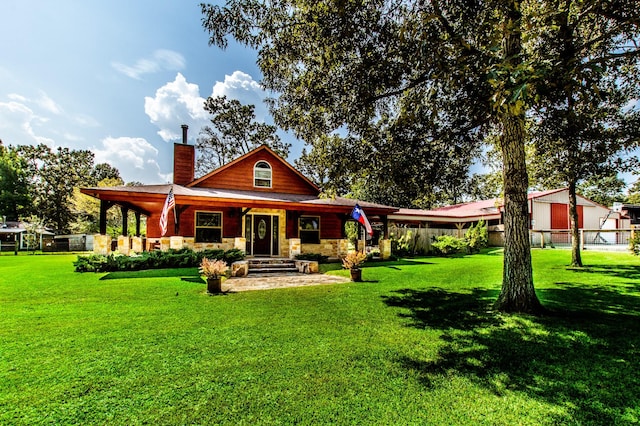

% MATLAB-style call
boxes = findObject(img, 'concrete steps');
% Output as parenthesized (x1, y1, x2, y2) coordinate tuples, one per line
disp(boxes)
(248, 258, 299, 274)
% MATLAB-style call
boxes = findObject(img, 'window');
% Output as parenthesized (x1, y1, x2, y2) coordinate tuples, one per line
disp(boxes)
(195, 211, 222, 243)
(254, 161, 272, 188)
(299, 216, 320, 244)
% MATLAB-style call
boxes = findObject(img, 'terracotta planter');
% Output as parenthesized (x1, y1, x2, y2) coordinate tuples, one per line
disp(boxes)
(206, 276, 223, 293)
(350, 268, 362, 282)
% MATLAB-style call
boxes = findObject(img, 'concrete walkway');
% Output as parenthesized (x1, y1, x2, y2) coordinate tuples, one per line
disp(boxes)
(221, 272, 350, 292)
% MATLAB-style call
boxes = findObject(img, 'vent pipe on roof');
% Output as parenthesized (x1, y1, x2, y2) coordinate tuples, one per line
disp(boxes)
(181, 124, 188, 144)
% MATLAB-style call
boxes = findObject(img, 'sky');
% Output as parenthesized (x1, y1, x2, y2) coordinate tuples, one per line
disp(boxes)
(0, 0, 300, 185)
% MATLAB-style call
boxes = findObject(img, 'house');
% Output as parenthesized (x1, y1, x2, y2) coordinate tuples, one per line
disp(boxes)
(0, 220, 55, 251)
(389, 199, 503, 230)
(614, 203, 640, 226)
(389, 188, 631, 248)
(81, 127, 398, 259)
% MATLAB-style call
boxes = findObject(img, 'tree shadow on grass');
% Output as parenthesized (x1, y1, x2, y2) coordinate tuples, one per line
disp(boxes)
(567, 264, 640, 282)
(99, 268, 200, 281)
(382, 286, 640, 424)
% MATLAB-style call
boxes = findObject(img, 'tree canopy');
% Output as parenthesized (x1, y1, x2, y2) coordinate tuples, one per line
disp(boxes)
(202, 0, 543, 312)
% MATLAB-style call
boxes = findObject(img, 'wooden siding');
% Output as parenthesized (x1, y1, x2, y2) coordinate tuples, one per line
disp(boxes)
(286, 211, 344, 240)
(194, 150, 319, 195)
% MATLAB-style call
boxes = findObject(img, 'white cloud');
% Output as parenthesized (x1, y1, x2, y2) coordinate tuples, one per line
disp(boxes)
(210, 71, 269, 120)
(93, 136, 166, 183)
(112, 49, 186, 80)
(144, 71, 273, 147)
(0, 100, 55, 146)
(36, 91, 63, 115)
(144, 73, 209, 142)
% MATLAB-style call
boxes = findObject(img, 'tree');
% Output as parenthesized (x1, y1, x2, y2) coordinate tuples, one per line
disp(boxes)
(71, 177, 124, 235)
(203, 0, 543, 312)
(577, 175, 627, 208)
(0, 141, 32, 221)
(195, 96, 291, 175)
(628, 175, 640, 204)
(90, 163, 121, 185)
(17, 144, 95, 233)
(527, 1, 640, 267)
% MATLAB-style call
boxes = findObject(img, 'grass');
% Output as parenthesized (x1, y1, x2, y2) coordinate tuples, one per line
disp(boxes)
(1, 249, 639, 425)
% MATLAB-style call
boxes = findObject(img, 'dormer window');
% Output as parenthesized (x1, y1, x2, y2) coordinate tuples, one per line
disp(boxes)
(254, 161, 272, 188)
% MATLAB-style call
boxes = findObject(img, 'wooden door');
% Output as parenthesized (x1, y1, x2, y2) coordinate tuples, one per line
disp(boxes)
(253, 215, 272, 256)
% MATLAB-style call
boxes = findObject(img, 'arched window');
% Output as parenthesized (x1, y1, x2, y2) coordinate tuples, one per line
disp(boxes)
(254, 161, 272, 188)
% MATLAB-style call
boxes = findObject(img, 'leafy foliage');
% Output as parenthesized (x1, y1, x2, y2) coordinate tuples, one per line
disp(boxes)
(431, 235, 468, 256)
(390, 230, 421, 257)
(201, 0, 541, 312)
(465, 220, 489, 254)
(630, 232, 640, 256)
(199, 257, 229, 278)
(294, 253, 329, 263)
(0, 141, 32, 221)
(74, 248, 245, 273)
(341, 251, 367, 270)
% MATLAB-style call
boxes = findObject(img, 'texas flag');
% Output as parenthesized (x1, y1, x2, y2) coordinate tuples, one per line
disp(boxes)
(351, 203, 373, 237)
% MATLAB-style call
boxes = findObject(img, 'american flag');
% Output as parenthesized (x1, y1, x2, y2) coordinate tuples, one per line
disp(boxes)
(159, 187, 175, 236)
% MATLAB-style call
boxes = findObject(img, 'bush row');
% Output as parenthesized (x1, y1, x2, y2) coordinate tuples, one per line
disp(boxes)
(74, 248, 245, 273)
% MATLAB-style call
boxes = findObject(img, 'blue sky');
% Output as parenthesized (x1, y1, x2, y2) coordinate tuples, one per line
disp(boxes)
(0, 0, 301, 184)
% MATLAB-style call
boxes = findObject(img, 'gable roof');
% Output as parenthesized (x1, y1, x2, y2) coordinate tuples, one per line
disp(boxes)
(187, 145, 320, 194)
(390, 199, 502, 223)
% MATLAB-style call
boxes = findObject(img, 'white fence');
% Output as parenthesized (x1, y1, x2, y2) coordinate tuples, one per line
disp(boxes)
(529, 229, 633, 251)
(390, 226, 635, 253)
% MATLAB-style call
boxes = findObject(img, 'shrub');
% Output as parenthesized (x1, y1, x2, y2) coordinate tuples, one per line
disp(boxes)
(630, 231, 640, 256)
(391, 230, 422, 257)
(341, 251, 367, 269)
(199, 258, 229, 278)
(432, 235, 468, 255)
(295, 253, 329, 263)
(74, 248, 245, 273)
(465, 220, 488, 253)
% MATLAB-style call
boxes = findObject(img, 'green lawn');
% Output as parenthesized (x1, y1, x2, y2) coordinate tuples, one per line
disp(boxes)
(1, 249, 639, 425)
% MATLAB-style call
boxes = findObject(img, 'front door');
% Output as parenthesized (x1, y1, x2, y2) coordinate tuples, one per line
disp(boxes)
(253, 215, 272, 256)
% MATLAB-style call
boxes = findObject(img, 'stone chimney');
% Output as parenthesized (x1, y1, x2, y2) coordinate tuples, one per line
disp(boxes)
(173, 125, 195, 185)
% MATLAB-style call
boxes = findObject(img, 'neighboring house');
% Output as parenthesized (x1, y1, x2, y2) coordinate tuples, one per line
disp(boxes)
(526, 188, 629, 230)
(389, 199, 503, 229)
(81, 129, 398, 259)
(390, 188, 628, 231)
(615, 203, 640, 226)
(0, 221, 55, 251)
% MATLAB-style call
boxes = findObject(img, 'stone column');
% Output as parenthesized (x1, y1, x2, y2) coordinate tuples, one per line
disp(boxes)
(234, 237, 246, 253)
(160, 237, 171, 251)
(117, 235, 130, 255)
(289, 238, 301, 258)
(93, 234, 112, 256)
(337, 239, 349, 257)
(131, 236, 144, 254)
(379, 239, 392, 260)
(170, 236, 184, 250)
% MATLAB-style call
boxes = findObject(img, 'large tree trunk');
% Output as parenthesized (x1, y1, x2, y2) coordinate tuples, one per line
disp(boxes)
(568, 180, 583, 267)
(495, 113, 543, 313)
(494, 2, 543, 314)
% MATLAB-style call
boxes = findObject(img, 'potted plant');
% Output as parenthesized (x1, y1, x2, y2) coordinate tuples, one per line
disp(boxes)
(342, 251, 367, 282)
(200, 257, 229, 293)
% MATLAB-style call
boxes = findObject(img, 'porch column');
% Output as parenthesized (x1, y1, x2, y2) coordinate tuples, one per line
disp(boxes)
(381, 215, 389, 239)
(121, 206, 129, 236)
(135, 211, 141, 237)
(174, 206, 187, 235)
(99, 200, 113, 235)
